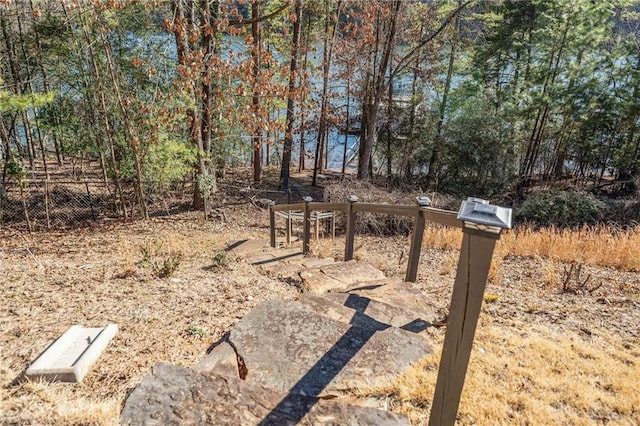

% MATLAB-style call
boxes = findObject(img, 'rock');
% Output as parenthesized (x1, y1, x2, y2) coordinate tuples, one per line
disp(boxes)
(244, 253, 277, 265)
(273, 257, 337, 281)
(299, 268, 346, 293)
(300, 293, 432, 333)
(301, 257, 336, 269)
(346, 281, 440, 317)
(300, 261, 387, 293)
(320, 261, 386, 287)
(193, 341, 239, 378)
(229, 299, 432, 397)
(121, 363, 410, 426)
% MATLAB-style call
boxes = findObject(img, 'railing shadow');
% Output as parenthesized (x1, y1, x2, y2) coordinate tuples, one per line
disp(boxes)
(249, 251, 303, 266)
(257, 293, 429, 425)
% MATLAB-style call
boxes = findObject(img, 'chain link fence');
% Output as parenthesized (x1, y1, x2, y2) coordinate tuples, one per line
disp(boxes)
(0, 179, 196, 231)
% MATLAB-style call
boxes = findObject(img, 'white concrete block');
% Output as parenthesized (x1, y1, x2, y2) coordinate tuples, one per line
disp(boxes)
(25, 324, 118, 383)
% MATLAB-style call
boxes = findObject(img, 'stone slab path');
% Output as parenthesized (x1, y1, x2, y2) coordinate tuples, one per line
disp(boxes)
(122, 239, 440, 425)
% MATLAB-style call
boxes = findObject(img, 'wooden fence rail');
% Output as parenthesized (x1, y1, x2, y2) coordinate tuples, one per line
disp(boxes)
(268, 195, 512, 426)
(269, 197, 464, 283)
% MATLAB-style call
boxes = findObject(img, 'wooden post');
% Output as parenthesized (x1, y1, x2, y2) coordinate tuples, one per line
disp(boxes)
(302, 197, 312, 256)
(314, 212, 320, 241)
(428, 226, 500, 426)
(269, 203, 276, 248)
(286, 210, 292, 245)
(405, 207, 425, 282)
(344, 195, 358, 261)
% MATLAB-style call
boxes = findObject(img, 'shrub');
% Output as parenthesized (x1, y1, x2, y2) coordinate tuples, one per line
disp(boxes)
(185, 325, 208, 338)
(211, 250, 229, 269)
(516, 191, 605, 226)
(153, 253, 182, 278)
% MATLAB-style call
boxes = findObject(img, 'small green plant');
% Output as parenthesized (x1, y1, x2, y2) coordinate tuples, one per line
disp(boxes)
(211, 250, 228, 269)
(186, 325, 208, 338)
(153, 253, 182, 278)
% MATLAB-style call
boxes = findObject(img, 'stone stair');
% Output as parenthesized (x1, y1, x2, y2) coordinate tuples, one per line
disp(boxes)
(121, 239, 440, 425)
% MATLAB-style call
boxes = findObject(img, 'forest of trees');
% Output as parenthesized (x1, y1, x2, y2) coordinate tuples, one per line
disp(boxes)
(1, 0, 639, 218)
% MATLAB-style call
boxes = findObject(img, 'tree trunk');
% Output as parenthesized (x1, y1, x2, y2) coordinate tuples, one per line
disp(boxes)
(196, 0, 216, 217)
(97, 18, 148, 219)
(342, 60, 351, 178)
(358, 1, 401, 181)
(73, 2, 126, 217)
(521, 10, 571, 181)
(403, 36, 421, 181)
(298, 16, 311, 173)
(427, 6, 460, 188)
(313, 0, 341, 186)
(0, 9, 35, 169)
(0, 117, 13, 163)
(279, 0, 303, 190)
(251, 1, 263, 185)
(172, 0, 219, 217)
(15, 5, 48, 178)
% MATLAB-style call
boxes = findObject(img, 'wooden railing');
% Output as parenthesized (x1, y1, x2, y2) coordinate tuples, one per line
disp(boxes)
(269, 197, 461, 282)
(269, 196, 511, 426)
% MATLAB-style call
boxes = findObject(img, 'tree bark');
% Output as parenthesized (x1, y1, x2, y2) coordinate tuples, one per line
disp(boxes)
(73, 2, 126, 216)
(313, 0, 341, 186)
(279, 0, 303, 190)
(298, 15, 311, 173)
(427, 6, 460, 188)
(30, 0, 63, 166)
(97, 20, 148, 219)
(358, 0, 401, 180)
(251, 0, 263, 185)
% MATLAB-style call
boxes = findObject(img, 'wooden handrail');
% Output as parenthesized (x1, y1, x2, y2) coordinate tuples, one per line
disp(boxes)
(353, 203, 416, 217)
(308, 202, 348, 212)
(269, 200, 462, 270)
(422, 207, 463, 228)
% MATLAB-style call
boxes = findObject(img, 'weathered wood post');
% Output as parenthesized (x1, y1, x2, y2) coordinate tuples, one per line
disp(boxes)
(269, 200, 276, 248)
(286, 210, 293, 245)
(429, 198, 512, 426)
(302, 196, 313, 256)
(344, 195, 358, 261)
(406, 196, 431, 282)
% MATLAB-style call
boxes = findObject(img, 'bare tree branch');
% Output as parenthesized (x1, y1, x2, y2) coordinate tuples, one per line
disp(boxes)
(228, 1, 289, 26)
(391, 0, 472, 80)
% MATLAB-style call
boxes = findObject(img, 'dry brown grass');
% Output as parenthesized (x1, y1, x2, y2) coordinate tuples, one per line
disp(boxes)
(361, 321, 640, 425)
(505, 225, 640, 271)
(419, 223, 640, 274)
(0, 211, 299, 426)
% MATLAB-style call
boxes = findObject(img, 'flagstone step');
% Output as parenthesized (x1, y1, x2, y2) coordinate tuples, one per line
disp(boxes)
(121, 363, 410, 426)
(228, 299, 432, 397)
